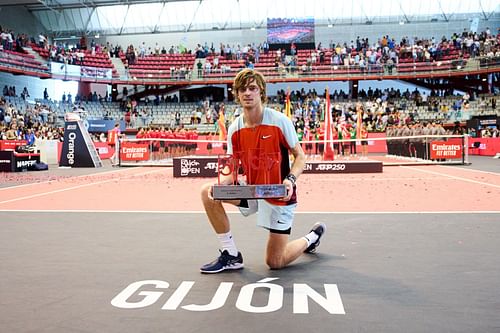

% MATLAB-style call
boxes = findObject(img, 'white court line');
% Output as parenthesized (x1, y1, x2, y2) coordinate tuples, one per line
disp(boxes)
(0, 166, 150, 191)
(438, 164, 500, 176)
(0, 168, 165, 205)
(400, 166, 500, 189)
(312, 177, 447, 182)
(0, 210, 499, 214)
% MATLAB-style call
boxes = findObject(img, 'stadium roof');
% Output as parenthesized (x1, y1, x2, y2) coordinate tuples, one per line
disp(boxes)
(1, 0, 498, 37)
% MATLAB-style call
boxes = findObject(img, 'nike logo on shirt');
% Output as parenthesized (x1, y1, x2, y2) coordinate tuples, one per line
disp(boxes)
(261, 135, 272, 139)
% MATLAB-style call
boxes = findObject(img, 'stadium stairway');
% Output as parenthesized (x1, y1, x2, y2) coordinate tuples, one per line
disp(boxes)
(111, 57, 127, 79)
(463, 57, 479, 71)
(23, 46, 48, 67)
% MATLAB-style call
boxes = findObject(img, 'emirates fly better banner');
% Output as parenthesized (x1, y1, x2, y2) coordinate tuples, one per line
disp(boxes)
(120, 142, 150, 161)
(430, 141, 463, 159)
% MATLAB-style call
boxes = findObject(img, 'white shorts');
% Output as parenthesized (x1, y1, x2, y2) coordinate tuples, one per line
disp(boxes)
(239, 199, 296, 233)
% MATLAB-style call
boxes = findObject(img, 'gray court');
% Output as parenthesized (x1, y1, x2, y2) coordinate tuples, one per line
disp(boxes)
(1, 211, 499, 332)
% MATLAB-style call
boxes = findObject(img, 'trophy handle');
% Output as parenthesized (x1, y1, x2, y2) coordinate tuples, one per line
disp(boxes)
(217, 154, 237, 185)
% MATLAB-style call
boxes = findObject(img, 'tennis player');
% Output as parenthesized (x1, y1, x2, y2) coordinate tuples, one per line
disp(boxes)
(200, 69, 326, 273)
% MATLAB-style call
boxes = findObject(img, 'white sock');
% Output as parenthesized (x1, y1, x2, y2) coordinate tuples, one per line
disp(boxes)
(303, 231, 319, 247)
(217, 231, 238, 257)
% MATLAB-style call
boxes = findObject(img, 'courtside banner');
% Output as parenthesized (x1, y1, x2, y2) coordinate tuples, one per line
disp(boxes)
(430, 141, 463, 159)
(120, 143, 150, 161)
(85, 119, 126, 133)
(0, 140, 27, 151)
(173, 157, 383, 177)
(81, 66, 112, 79)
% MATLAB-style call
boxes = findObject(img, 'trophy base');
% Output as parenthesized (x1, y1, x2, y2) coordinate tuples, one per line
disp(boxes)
(212, 184, 287, 200)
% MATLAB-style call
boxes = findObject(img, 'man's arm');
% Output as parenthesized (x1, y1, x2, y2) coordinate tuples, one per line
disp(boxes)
(282, 142, 306, 201)
(288, 142, 306, 179)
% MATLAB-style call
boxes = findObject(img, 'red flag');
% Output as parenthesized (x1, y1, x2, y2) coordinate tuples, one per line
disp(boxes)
(285, 89, 292, 119)
(323, 88, 335, 160)
(218, 109, 227, 141)
(356, 104, 362, 140)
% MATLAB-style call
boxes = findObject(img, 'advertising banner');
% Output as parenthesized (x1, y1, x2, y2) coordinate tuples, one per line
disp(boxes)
(173, 157, 383, 177)
(0, 151, 40, 172)
(50, 63, 80, 76)
(50, 63, 111, 79)
(430, 141, 463, 159)
(0, 150, 14, 171)
(173, 157, 219, 177)
(81, 66, 112, 79)
(120, 142, 150, 161)
(468, 137, 500, 156)
(59, 121, 101, 167)
(94, 142, 114, 159)
(85, 120, 125, 133)
(0, 140, 27, 151)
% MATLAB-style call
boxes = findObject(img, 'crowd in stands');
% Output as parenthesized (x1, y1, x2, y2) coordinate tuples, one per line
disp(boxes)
(183, 27, 500, 76)
(0, 23, 498, 81)
(0, 96, 63, 143)
(26, 26, 498, 79)
(1, 26, 31, 53)
(274, 86, 499, 145)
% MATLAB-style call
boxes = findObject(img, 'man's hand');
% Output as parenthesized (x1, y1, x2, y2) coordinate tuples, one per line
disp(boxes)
(281, 178, 294, 201)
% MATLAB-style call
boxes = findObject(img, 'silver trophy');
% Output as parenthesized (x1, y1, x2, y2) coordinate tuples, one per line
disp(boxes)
(212, 150, 287, 200)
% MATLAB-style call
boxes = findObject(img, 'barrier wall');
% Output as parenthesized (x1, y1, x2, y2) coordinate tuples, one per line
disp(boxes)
(37, 140, 59, 164)
(468, 137, 500, 156)
(0, 140, 116, 164)
(0, 140, 27, 151)
(172, 156, 382, 178)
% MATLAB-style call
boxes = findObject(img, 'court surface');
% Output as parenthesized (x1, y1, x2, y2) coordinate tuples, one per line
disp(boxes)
(1, 156, 499, 333)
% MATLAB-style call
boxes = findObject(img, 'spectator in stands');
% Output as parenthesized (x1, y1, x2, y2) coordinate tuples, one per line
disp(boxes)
(196, 60, 203, 78)
(141, 108, 150, 126)
(5, 124, 17, 140)
(175, 111, 181, 126)
(24, 128, 35, 145)
(385, 57, 394, 74)
(204, 59, 212, 74)
(21, 87, 29, 101)
(37, 32, 46, 48)
(39, 105, 49, 124)
(1, 29, 7, 50)
(43, 88, 49, 100)
(3, 108, 11, 126)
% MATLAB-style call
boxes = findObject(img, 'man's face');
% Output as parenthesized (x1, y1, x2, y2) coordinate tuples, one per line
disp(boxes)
(237, 80, 261, 108)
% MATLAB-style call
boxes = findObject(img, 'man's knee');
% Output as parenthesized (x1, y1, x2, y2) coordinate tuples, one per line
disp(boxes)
(201, 183, 211, 197)
(266, 255, 286, 270)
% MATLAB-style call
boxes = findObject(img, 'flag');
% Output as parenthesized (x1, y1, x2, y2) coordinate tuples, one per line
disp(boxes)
(323, 87, 335, 160)
(284, 89, 292, 119)
(356, 104, 362, 141)
(218, 109, 227, 141)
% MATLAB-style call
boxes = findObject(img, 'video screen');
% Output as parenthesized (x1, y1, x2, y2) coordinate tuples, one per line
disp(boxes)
(267, 17, 315, 44)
